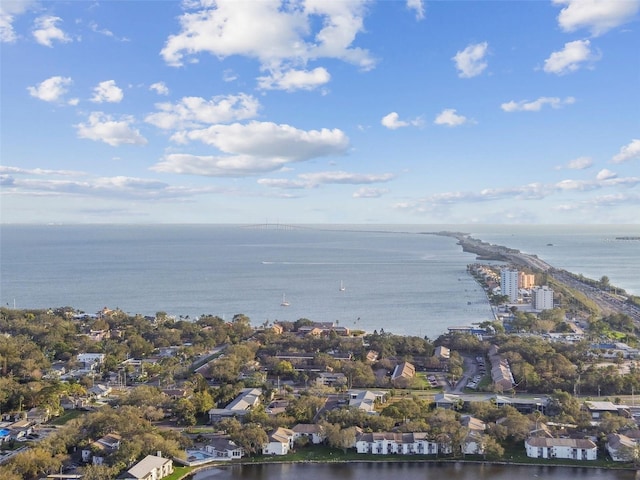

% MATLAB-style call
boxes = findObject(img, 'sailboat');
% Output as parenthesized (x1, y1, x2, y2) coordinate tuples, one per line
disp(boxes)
(280, 293, 290, 307)
(339, 280, 346, 292)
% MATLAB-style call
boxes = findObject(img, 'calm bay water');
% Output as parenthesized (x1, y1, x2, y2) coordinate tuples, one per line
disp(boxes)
(1, 224, 638, 339)
(192, 462, 637, 480)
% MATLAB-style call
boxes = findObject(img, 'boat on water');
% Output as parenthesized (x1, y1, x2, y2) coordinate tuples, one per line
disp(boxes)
(339, 280, 345, 292)
(280, 293, 290, 307)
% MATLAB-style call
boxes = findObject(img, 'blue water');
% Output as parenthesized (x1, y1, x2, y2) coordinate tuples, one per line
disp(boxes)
(1, 224, 638, 339)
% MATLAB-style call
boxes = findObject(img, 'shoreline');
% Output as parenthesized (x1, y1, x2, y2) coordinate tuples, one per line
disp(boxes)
(177, 457, 637, 479)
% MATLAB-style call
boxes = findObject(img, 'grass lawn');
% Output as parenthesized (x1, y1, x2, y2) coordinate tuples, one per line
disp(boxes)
(163, 465, 195, 480)
(49, 409, 86, 425)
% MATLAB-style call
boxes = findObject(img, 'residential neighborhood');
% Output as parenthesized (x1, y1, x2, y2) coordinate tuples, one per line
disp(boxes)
(1, 259, 640, 479)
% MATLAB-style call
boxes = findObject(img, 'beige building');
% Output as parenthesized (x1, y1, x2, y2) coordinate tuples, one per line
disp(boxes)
(519, 272, 536, 289)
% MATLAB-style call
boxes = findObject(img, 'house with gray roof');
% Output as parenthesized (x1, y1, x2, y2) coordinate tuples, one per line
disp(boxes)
(119, 453, 173, 479)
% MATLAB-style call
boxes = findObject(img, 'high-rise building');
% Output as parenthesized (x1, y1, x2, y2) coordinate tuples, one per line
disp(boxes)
(532, 286, 554, 310)
(519, 272, 535, 289)
(501, 269, 519, 303)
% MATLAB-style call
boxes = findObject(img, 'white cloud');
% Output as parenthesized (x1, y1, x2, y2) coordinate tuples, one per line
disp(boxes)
(91, 80, 124, 103)
(381, 112, 422, 130)
(353, 187, 389, 198)
(1, 0, 35, 43)
(27, 76, 73, 103)
(612, 139, 640, 164)
(223, 69, 238, 82)
(149, 82, 170, 96)
(145, 93, 260, 130)
(176, 121, 349, 160)
(257, 178, 309, 189)
(501, 96, 576, 112)
(297, 171, 395, 186)
(553, 0, 640, 36)
(257, 67, 331, 91)
(152, 153, 289, 177)
(89, 21, 130, 42)
(406, 0, 425, 20)
(543, 39, 599, 75)
(434, 108, 469, 127)
(596, 168, 617, 180)
(257, 171, 395, 190)
(0, 166, 85, 176)
(32, 15, 71, 47)
(566, 156, 593, 170)
(161, 0, 374, 87)
(392, 172, 639, 216)
(75, 112, 148, 147)
(153, 121, 349, 177)
(452, 41, 489, 78)
(381, 112, 408, 130)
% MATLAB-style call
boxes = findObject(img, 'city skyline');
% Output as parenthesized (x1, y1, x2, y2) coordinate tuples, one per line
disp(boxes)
(1, 0, 639, 224)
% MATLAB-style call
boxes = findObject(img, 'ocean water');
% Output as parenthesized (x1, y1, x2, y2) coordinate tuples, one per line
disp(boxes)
(1, 224, 638, 340)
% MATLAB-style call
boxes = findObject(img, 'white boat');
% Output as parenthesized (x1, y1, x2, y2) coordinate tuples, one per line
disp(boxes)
(339, 280, 345, 292)
(280, 293, 290, 306)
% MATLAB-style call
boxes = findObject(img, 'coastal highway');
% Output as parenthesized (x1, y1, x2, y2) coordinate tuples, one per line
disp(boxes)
(435, 231, 640, 322)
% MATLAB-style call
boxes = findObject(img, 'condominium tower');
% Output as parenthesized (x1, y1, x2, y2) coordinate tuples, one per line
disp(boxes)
(501, 269, 519, 303)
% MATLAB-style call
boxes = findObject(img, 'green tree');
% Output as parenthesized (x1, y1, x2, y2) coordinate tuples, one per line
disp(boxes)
(174, 397, 197, 426)
(232, 423, 268, 457)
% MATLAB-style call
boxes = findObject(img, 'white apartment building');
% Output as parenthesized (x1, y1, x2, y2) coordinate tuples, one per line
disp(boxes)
(500, 269, 519, 303)
(532, 286, 554, 310)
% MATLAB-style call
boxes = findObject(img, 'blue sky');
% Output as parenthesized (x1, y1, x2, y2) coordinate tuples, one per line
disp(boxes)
(1, 0, 639, 224)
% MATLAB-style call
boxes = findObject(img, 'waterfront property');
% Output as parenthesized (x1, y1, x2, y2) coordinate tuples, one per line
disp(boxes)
(263, 427, 295, 455)
(524, 437, 597, 460)
(292, 423, 326, 445)
(355, 432, 446, 455)
(120, 454, 173, 480)
(174, 449, 219, 467)
(606, 433, 639, 461)
(203, 437, 244, 461)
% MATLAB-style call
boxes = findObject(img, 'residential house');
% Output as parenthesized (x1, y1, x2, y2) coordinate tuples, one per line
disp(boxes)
(391, 361, 416, 387)
(60, 395, 88, 411)
(26, 407, 51, 424)
(161, 388, 188, 400)
(355, 432, 444, 455)
(88, 384, 112, 400)
(434, 346, 450, 361)
(433, 393, 548, 414)
(120, 454, 173, 480)
(9, 419, 33, 441)
(349, 390, 386, 413)
(524, 437, 597, 460)
(208, 387, 262, 422)
(460, 415, 487, 455)
(488, 345, 515, 392)
(584, 400, 630, 420)
(263, 427, 295, 455)
(292, 423, 325, 445)
(607, 433, 638, 461)
(365, 350, 379, 363)
(203, 437, 244, 460)
(315, 372, 347, 388)
(77, 353, 105, 371)
(81, 432, 121, 465)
